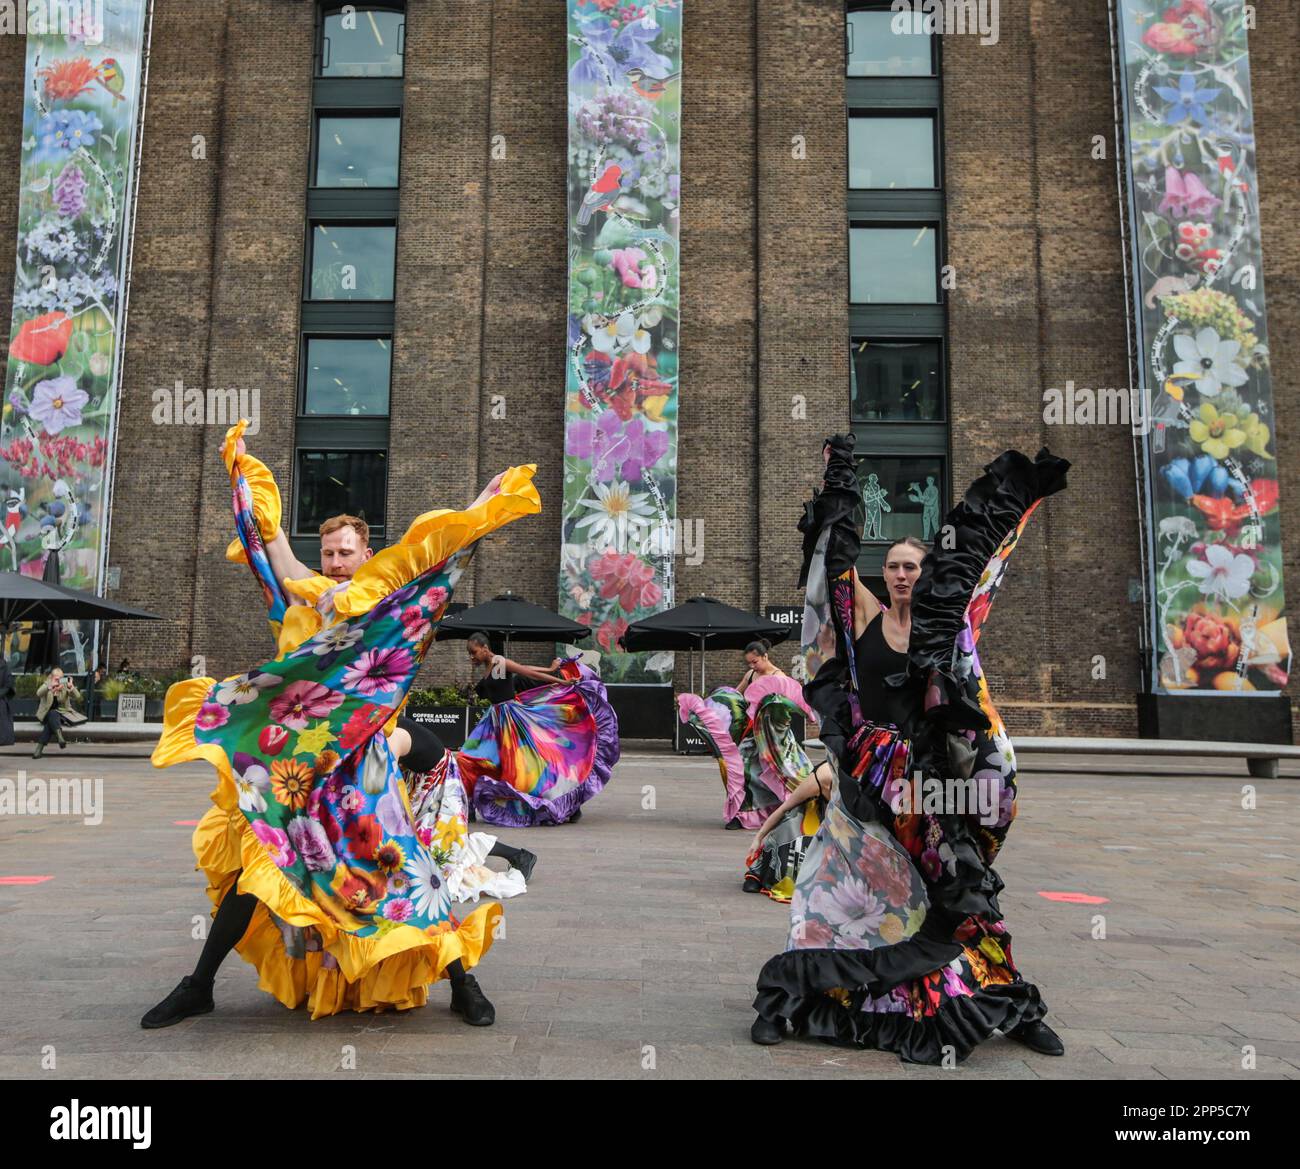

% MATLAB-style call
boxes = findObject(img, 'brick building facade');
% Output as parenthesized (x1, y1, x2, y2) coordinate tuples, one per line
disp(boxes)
(1, 0, 1295, 739)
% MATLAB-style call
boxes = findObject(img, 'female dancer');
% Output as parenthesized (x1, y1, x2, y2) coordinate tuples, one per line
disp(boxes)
(743, 760, 833, 899)
(749, 434, 1066, 1064)
(737, 639, 783, 696)
(141, 421, 539, 1029)
(458, 638, 620, 827)
(677, 650, 817, 835)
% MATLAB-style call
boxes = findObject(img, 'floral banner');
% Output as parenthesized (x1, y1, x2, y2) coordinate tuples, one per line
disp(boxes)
(561, 0, 681, 684)
(0, 4, 149, 625)
(1113, 0, 1288, 695)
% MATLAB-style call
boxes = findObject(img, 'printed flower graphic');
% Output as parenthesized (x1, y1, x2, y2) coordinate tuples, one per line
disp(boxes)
(588, 547, 662, 611)
(195, 702, 230, 732)
(339, 703, 389, 751)
(1186, 544, 1254, 603)
(286, 815, 336, 872)
(270, 759, 313, 811)
(29, 376, 88, 435)
(1154, 71, 1221, 127)
(269, 680, 344, 730)
(1188, 402, 1246, 460)
(251, 821, 296, 869)
(573, 482, 658, 552)
(1141, 0, 1220, 57)
(215, 669, 282, 706)
(1172, 327, 1248, 398)
(1158, 167, 1221, 219)
(342, 646, 412, 697)
(234, 763, 271, 813)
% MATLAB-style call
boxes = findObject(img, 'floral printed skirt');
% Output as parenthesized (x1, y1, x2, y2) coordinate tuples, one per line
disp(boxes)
(753, 755, 1045, 1065)
(460, 660, 620, 827)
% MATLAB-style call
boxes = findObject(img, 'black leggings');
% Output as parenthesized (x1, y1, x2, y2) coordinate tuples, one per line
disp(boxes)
(191, 875, 470, 986)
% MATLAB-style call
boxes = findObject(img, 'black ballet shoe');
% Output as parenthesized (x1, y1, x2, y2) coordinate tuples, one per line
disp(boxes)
(568, 809, 582, 823)
(750, 1015, 785, 1046)
(511, 848, 538, 882)
(140, 976, 214, 1029)
(449, 975, 495, 1026)
(1005, 1018, 1065, 1056)
(742, 876, 762, 893)
(723, 817, 744, 831)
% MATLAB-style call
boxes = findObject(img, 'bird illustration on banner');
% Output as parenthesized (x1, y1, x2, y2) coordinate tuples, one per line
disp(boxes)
(623, 67, 680, 101)
(576, 163, 623, 226)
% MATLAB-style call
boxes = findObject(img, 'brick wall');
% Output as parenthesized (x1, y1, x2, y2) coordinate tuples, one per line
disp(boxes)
(44, 0, 1292, 734)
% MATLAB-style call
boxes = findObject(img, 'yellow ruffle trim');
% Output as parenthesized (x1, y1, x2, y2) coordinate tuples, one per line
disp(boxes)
(154, 677, 501, 1020)
(327, 462, 541, 620)
(222, 419, 283, 564)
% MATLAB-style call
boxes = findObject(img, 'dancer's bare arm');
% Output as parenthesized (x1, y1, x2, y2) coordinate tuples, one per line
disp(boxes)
(499, 657, 564, 685)
(750, 762, 833, 853)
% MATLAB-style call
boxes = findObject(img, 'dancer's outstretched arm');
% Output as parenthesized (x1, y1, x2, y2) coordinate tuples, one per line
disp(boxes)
(750, 761, 833, 853)
(496, 656, 564, 685)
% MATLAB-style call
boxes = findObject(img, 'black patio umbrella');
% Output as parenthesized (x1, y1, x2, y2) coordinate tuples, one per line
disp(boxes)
(619, 596, 790, 691)
(433, 591, 590, 655)
(0, 572, 162, 626)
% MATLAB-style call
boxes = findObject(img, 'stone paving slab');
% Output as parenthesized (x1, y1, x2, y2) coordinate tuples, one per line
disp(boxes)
(0, 744, 1297, 1079)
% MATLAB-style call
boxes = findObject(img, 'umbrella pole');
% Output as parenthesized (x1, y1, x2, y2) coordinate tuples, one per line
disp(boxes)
(700, 633, 706, 694)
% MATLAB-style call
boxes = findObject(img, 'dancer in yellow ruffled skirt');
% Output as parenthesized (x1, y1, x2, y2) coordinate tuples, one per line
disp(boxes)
(141, 422, 540, 1028)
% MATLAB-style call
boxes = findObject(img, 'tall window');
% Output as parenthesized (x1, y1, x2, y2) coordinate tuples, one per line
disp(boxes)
(845, 3, 948, 575)
(293, 4, 406, 559)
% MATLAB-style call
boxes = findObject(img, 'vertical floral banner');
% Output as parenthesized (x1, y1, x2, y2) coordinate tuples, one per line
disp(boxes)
(561, 0, 681, 684)
(0, 4, 149, 618)
(1114, 0, 1288, 695)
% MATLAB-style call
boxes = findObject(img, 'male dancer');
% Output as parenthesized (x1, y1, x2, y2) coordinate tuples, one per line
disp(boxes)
(142, 430, 534, 1029)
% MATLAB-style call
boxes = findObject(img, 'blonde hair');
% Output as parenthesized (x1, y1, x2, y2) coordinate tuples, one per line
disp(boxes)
(319, 513, 369, 546)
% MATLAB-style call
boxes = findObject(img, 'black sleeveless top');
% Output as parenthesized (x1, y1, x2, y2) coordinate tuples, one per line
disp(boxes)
(474, 669, 516, 704)
(396, 717, 445, 773)
(853, 617, 914, 731)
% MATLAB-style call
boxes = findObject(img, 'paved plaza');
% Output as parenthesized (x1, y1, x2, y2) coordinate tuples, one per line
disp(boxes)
(1, 744, 1298, 1080)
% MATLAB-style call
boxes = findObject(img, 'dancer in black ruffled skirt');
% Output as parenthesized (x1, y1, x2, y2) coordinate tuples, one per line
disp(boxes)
(749, 434, 1068, 1065)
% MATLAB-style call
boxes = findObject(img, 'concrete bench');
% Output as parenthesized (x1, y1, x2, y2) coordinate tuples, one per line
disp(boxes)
(1012, 736, 1300, 780)
(10, 720, 164, 744)
(804, 735, 1298, 779)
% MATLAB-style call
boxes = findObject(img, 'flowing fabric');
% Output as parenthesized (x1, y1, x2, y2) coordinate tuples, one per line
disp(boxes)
(152, 420, 541, 1019)
(459, 658, 619, 827)
(405, 750, 526, 903)
(677, 673, 814, 829)
(753, 436, 1069, 1064)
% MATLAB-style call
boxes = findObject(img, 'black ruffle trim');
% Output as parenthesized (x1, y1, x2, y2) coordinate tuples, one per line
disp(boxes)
(754, 946, 1047, 1065)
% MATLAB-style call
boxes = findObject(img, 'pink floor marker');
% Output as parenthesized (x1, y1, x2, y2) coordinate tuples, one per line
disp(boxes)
(174, 820, 200, 826)
(0, 876, 54, 885)
(1038, 891, 1109, 905)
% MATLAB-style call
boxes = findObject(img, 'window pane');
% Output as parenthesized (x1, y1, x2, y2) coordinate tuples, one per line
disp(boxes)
(851, 339, 943, 421)
(320, 7, 404, 77)
(855, 455, 944, 545)
(847, 7, 933, 76)
(315, 115, 400, 187)
(849, 116, 935, 189)
(296, 449, 387, 532)
(309, 225, 396, 301)
(850, 226, 938, 303)
(304, 338, 392, 416)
